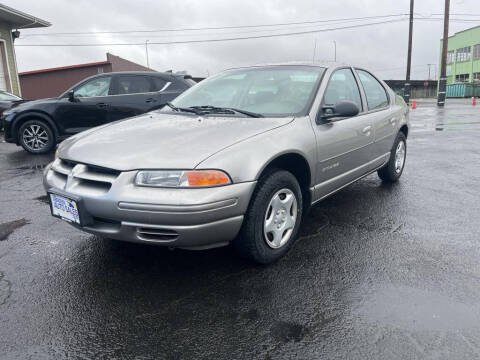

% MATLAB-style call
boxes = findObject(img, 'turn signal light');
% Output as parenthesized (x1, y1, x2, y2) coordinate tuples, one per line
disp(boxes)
(184, 170, 230, 186)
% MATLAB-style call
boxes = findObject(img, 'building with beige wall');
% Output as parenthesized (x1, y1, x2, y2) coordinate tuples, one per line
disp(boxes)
(0, 4, 50, 97)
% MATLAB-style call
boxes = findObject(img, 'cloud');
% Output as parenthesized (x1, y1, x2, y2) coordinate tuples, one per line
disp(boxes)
(9, 0, 480, 80)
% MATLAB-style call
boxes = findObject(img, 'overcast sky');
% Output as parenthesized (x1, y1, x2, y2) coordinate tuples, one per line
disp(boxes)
(8, 0, 480, 80)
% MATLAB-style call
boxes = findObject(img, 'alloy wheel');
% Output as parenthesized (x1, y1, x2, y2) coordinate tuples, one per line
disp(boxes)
(22, 124, 49, 151)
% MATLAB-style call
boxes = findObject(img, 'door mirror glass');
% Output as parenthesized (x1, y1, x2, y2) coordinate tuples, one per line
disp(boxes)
(320, 100, 359, 122)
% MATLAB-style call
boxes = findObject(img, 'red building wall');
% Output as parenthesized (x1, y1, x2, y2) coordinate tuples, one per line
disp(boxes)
(19, 53, 153, 100)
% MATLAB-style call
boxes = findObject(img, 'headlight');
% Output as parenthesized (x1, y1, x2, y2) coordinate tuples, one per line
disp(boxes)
(2, 110, 15, 120)
(135, 170, 231, 188)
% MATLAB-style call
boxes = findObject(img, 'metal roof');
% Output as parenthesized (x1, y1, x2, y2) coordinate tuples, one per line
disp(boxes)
(0, 3, 50, 29)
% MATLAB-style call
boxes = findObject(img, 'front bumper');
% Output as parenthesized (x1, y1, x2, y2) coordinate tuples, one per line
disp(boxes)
(43, 161, 256, 249)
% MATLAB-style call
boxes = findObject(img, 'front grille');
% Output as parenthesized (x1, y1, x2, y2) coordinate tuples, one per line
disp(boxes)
(50, 159, 120, 195)
(136, 227, 179, 242)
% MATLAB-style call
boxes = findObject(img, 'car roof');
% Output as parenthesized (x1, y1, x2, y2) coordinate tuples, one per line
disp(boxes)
(223, 61, 354, 72)
(105, 71, 179, 77)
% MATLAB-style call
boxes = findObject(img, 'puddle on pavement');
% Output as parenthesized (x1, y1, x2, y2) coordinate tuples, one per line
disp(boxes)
(270, 321, 308, 343)
(355, 285, 480, 331)
(0, 218, 30, 241)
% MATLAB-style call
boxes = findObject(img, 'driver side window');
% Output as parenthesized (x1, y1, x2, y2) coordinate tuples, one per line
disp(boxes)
(323, 69, 362, 111)
(74, 76, 112, 98)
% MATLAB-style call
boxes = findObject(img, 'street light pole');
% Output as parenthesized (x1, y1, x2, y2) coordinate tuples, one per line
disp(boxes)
(333, 40, 337, 62)
(404, 0, 414, 104)
(438, 0, 450, 107)
(145, 40, 150, 68)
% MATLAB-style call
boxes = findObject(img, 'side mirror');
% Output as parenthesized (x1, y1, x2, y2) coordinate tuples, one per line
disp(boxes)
(67, 91, 75, 102)
(318, 100, 360, 123)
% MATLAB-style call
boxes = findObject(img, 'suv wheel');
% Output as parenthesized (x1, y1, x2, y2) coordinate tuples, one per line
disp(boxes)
(234, 169, 303, 264)
(378, 132, 407, 183)
(18, 120, 55, 154)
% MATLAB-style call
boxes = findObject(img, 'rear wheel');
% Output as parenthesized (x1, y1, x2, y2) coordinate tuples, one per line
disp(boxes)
(18, 119, 55, 154)
(378, 132, 407, 182)
(233, 169, 303, 264)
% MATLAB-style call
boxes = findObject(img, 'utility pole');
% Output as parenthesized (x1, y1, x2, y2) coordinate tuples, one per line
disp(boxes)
(145, 40, 150, 68)
(438, 0, 450, 107)
(404, 0, 414, 104)
(333, 40, 337, 62)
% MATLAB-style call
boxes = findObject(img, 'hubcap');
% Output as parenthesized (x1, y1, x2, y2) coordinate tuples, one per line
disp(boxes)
(23, 124, 49, 151)
(264, 188, 298, 249)
(395, 140, 406, 173)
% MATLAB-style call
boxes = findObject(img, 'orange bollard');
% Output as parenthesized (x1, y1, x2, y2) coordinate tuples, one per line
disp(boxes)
(412, 100, 416, 109)
(473, 97, 476, 106)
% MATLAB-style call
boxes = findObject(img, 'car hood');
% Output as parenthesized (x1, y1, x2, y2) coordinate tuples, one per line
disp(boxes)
(10, 97, 57, 111)
(60, 112, 294, 170)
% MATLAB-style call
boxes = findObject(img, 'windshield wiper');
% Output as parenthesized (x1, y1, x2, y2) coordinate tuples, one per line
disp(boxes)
(165, 102, 202, 115)
(189, 105, 263, 118)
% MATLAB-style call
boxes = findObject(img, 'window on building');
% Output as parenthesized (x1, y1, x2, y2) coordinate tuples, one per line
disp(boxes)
(447, 50, 455, 64)
(455, 74, 470, 82)
(473, 72, 480, 82)
(456, 47, 471, 62)
(474, 44, 480, 59)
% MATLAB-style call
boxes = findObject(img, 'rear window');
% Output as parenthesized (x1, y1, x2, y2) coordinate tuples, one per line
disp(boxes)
(113, 75, 152, 95)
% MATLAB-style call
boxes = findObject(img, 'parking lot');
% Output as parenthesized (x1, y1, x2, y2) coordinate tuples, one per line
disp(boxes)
(1, 99, 480, 359)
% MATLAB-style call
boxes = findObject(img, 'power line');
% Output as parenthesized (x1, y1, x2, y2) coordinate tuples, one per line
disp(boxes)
(15, 18, 407, 47)
(19, 14, 409, 37)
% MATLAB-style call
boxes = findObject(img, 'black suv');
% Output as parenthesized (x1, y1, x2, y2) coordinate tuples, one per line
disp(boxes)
(2, 71, 194, 154)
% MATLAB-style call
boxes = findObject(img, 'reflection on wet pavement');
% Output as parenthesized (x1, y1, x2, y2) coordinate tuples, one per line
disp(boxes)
(1, 101, 480, 359)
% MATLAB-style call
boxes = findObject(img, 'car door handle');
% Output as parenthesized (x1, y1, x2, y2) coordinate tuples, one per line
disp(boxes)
(96, 103, 109, 108)
(362, 126, 372, 135)
(145, 98, 157, 103)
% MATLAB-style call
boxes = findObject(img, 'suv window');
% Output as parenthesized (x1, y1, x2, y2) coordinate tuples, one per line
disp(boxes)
(323, 68, 362, 111)
(74, 76, 111, 97)
(152, 77, 169, 92)
(356, 70, 389, 110)
(113, 75, 152, 95)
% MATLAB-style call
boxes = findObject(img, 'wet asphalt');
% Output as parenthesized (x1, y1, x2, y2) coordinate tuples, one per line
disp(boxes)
(1, 99, 480, 359)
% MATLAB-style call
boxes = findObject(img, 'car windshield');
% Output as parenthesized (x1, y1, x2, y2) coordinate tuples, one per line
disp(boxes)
(168, 66, 325, 117)
(0, 91, 21, 101)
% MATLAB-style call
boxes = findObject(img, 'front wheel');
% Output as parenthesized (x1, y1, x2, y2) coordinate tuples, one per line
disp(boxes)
(233, 169, 303, 264)
(378, 132, 407, 183)
(18, 119, 55, 154)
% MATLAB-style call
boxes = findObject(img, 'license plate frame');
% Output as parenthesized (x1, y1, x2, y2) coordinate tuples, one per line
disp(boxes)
(48, 191, 84, 226)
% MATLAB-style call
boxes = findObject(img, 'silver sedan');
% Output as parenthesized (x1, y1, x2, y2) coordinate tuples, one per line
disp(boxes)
(43, 64, 409, 264)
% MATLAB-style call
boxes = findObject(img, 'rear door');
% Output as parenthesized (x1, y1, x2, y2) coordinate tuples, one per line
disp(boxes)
(355, 69, 396, 157)
(108, 74, 156, 121)
(312, 67, 375, 200)
(54, 75, 113, 134)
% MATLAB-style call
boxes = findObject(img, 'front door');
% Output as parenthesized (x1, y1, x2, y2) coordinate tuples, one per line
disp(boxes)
(312, 68, 374, 200)
(54, 75, 112, 134)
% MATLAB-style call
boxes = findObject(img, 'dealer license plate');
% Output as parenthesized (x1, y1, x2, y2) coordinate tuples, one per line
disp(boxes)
(49, 193, 81, 225)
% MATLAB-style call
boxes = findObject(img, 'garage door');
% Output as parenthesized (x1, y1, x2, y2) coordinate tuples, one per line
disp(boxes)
(0, 46, 7, 91)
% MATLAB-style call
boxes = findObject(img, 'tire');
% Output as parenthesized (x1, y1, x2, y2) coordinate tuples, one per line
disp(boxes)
(18, 119, 55, 154)
(233, 169, 303, 264)
(378, 132, 407, 183)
